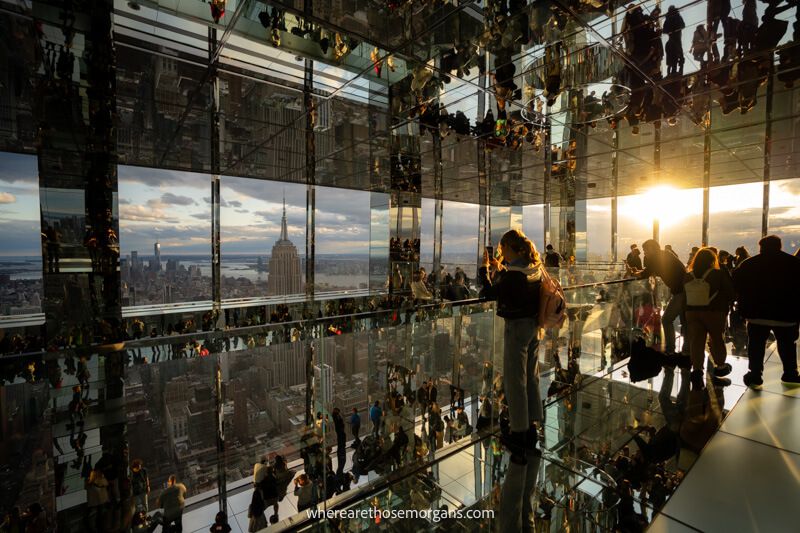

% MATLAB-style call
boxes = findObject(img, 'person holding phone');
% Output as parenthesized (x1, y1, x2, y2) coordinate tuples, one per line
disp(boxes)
(478, 229, 543, 462)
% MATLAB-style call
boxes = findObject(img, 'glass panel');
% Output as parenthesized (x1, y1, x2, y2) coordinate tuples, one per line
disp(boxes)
(586, 198, 612, 262)
(523, 204, 545, 252)
(709, 182, 764, 257)
(220, 176, 306, 299)
(658, 187, 703, 261)
(442, 201, 479, 284)
(0, 153, 42, 316)
(769, 178, 800, 254)
(126, 355, 221, 508)
(314, 185, 370, 292)
(118, 166, 211, 306)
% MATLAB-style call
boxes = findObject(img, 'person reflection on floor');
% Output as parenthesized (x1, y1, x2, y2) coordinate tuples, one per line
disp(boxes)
(496, 448, 542, 532)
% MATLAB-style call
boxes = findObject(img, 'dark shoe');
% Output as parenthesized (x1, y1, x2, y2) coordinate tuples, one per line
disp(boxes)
(710, 374, 731, 387)
(781, 373, 800, 386)
(712, 363, 733, 377)
(743, 372, 763, 389)
(690, 369, 704, 389)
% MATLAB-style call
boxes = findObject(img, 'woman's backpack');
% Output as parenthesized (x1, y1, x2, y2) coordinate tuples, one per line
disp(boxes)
(684, 270, 718, 306)
(538, 268, 567, 328)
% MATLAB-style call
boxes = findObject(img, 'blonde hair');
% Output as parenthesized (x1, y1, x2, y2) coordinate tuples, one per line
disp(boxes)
(499, 229, 540, 265)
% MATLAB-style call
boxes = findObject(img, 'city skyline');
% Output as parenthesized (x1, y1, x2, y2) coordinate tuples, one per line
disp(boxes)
(2, 151, 800, 262)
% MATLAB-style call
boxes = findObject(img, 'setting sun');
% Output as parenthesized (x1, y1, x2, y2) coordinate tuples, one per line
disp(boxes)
(619, 185, 702, 230)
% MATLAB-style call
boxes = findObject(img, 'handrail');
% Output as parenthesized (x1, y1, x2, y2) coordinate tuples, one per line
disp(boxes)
(0, 275, 650, 362)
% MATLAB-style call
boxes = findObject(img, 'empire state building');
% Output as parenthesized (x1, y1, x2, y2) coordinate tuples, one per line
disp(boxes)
(267, 201, 303, 295)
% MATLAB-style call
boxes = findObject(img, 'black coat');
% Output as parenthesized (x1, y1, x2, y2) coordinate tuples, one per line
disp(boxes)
(733, 251, 800, 322)
(478, 264, 542, 319)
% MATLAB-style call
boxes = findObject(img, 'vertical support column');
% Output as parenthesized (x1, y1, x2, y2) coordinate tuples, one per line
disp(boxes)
(610, 7, 619, 262)
(304, 57, 316, 304)
(432, 134, 444, 299)
(209, 27, 222, 329)
(367, 80, 390, 293)
(207, 26, 226, 516)
(388, 85, 421, 298)
(476, 60, 489, 268)
(762, 58, 774, 237)
(701, 0, 713, 246)
(33, 0, 124, 523)
(701, 111, 711, 246)
(611, 128, 619, 262)
(543, 110, 552, 248)
(653, 121, 661, 242)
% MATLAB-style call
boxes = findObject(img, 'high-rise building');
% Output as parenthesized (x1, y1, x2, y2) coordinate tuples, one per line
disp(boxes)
(153, 240, 161, 271)
(267, 198, 302, 295)
(314, 363, 334, 411)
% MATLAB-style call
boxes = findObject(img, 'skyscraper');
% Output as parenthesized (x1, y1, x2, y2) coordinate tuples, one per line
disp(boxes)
(153, 241, 161, 271)
(267, 198, 302, 295)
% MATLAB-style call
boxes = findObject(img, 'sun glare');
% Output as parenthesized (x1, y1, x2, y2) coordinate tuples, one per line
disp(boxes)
(619, 185, 701, 230)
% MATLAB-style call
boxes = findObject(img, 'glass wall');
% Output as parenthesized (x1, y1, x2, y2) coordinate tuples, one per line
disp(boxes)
(769, 178, 800, 254)
(586, 198, 612, 262)
(0, 153, 41, 315)
(658, 187, 703, 262)
(314, 186, 370, 292)
(523, 204, 545, 252)
(442, 201, 479, 280)
(219, 177, 306, 300)
(118, 166, 211, 306)
(709, 182, 764, 256)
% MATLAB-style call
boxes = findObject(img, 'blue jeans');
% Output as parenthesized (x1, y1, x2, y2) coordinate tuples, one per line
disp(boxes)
(503, 316, 543, 432)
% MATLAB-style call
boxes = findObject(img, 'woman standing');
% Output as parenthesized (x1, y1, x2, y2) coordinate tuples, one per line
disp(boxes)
(479, 229, 543, 460)
(684, 247, 734, 389)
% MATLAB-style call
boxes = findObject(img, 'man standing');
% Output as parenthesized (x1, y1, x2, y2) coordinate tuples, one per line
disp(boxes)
(349, 407, 361, 448)
(632, 239, 690, 360)
(369, 400, 382, 437)
(733, 235, 800, 387)
(331, 407, 347, 476)
(159, 475, 187, 532)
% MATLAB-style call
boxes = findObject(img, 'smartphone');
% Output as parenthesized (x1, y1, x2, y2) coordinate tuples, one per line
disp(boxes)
(485, 246, 494, 258)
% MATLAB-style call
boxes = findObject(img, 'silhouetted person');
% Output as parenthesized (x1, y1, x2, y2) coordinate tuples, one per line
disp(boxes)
(544, 244, 561, 268)
(634, 239, 689, 356)
(685, 248, 734, 388)
(663, 6, 685, 75)
(733, 235, 800, 387)
(349, 407, 361, 447)
(626, 244, 643, 270)
(369, 400, 382, 436)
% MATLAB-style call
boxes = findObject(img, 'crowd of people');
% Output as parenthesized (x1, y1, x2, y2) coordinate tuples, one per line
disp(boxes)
(626, 235, 800, 388)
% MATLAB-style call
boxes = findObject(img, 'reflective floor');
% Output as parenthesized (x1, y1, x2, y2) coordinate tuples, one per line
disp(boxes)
(144, 340, 796, 533)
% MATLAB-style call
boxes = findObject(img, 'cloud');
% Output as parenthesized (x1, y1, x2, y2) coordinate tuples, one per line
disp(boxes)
(0, 192, 16, 204)
(190, 213, 209, 220)
(0, 152, 38, 185)
(119, 166, 208, 189)
(159, 193, 197, 206)
(120, 204, 180, 224)
(118, 198, 131, 205)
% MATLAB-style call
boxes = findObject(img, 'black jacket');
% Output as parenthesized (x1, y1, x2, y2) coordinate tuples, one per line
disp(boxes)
(732, 251, 800, 322)
(479, 263, 542, 319)
(544, 251, 561, 268)
(639, 249, 687, 294)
